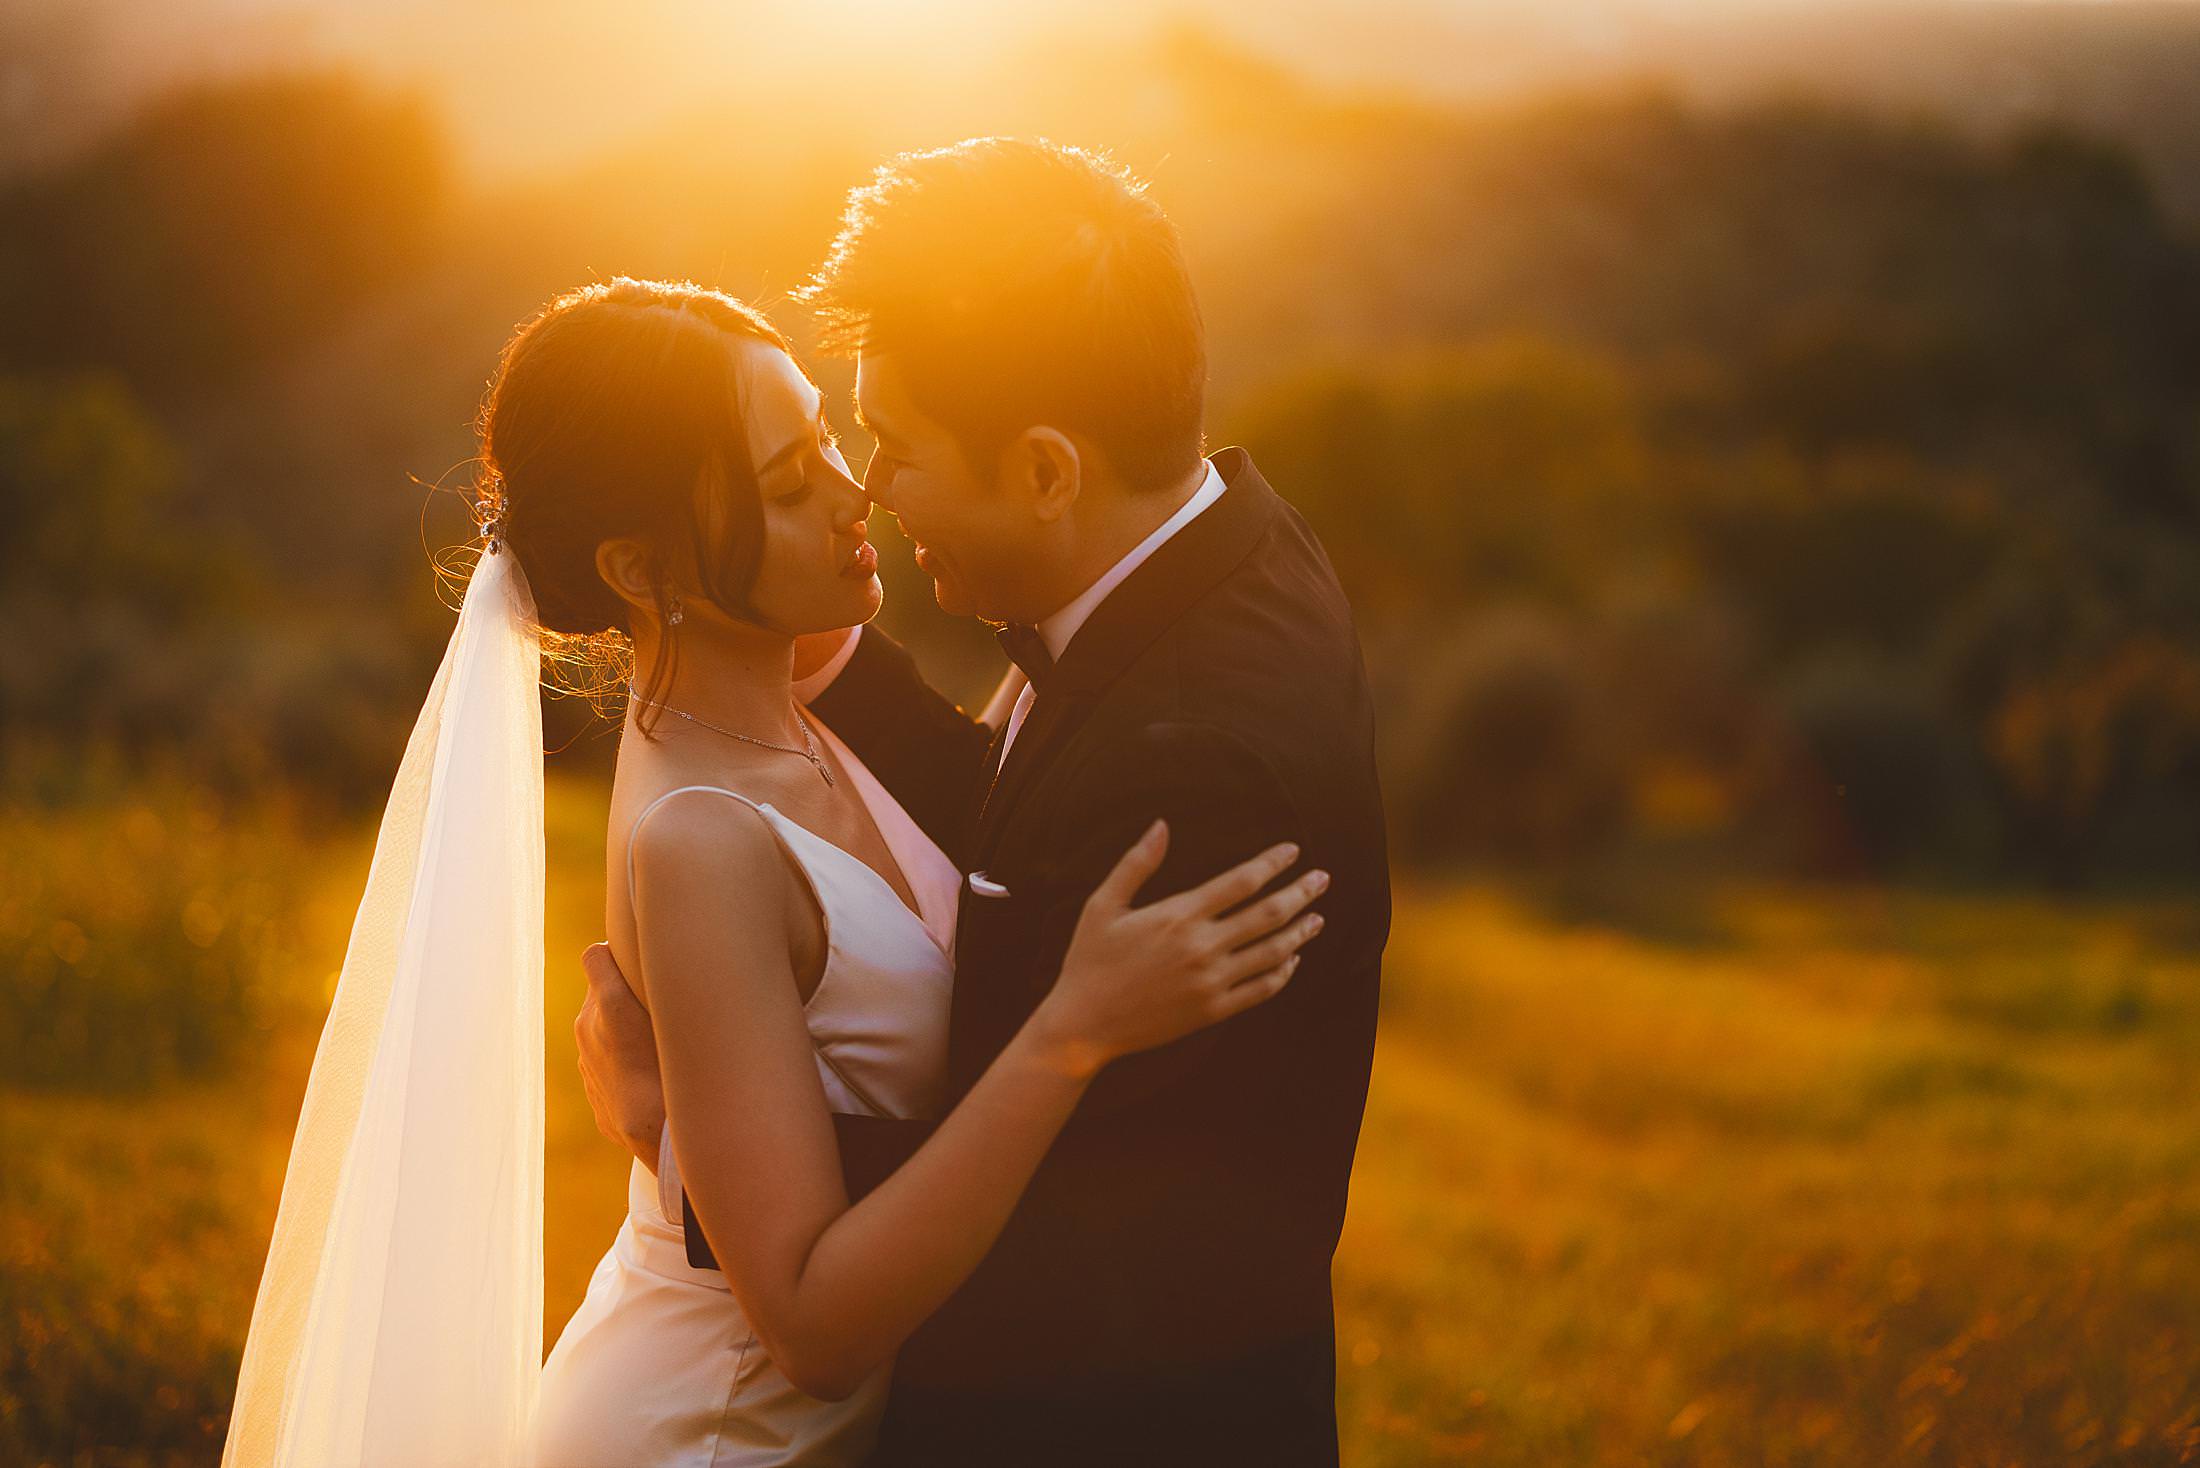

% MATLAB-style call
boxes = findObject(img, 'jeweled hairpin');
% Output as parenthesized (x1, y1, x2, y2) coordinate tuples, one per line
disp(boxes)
(477, 493, 508, 555)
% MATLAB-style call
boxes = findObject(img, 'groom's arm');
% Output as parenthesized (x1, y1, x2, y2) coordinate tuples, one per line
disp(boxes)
(805, 627, 1000, 861)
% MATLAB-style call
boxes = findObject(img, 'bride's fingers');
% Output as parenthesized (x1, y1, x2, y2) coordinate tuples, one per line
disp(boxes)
(1172, 840, 1301, 918)
(1216, 867, 1330, 948)
(1219, 911, 1325, 984)
(1210, 953, 1303, 1019)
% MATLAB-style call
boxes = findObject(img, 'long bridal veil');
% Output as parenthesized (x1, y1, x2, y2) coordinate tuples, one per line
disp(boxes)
(224, 545, 545, 1468)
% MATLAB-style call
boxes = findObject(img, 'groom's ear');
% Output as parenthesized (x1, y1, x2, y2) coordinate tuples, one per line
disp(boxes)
(1014, 428, 1082, 524)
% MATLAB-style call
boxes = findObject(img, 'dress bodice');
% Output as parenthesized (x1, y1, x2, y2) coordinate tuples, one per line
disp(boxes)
(623, 718, 957, 1122)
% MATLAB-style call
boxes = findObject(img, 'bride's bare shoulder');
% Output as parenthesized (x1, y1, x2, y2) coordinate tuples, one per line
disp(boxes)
(620, 788, 807, 1001)
(607, 750, 823, 981)
(625, 784, 780, 891)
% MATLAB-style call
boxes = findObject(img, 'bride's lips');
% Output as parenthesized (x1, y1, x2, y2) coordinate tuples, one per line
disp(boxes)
(841, 540, 878, 578)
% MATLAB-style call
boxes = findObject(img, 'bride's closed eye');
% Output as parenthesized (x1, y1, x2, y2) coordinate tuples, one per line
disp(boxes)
(765, 462, 813, 505)
(770, 418, 849, 505)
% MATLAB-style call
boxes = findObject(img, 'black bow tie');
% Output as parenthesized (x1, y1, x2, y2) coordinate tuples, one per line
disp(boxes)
(995, 622, 1055, 689)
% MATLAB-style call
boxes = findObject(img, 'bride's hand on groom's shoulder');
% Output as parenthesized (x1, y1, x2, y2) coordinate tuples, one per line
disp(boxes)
(576, 942, 666, 1170)
(1030, 823, 1329, 1080)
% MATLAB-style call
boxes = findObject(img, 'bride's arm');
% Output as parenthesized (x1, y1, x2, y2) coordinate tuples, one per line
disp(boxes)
(628, 802, 1325, 1402)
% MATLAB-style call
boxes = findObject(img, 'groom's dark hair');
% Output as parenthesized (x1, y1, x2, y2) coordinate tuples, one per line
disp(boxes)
(802, 137, 1206, 492)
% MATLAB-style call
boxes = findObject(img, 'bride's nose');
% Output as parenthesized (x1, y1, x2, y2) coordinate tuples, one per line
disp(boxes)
(835, 475, 871, 530)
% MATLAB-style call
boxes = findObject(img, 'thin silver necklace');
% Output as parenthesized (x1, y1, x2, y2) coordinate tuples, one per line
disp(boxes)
(633, 696, 835, 788)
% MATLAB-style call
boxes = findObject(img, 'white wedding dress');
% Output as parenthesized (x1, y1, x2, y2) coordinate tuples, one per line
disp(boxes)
(528, 717, 959, 1468)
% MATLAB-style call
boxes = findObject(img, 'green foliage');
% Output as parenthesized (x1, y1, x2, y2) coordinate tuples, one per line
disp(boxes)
(0, 74, 451, 397)
(0, 374, 183, 600)
(1391, 610, 1628, 866)
(1677, 450, 2008, 663)
(0, 373, 427, 806)
(0, 779, 315, 1091)
(1232, 338, 1652, 617)
(1984, 635, 2200, 886)
(1761, 651, 1992, 874)
(1208, 95, 2200, 486)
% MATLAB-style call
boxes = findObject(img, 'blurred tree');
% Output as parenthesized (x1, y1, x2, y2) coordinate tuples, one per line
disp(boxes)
(0, 373, 186, 601)
(1987, 637, 2200, 886)
(0, 372, 414, 804)
(1204, 92, 2200, 526)
(1760, 650, 1990, 875)
(1676, 448, 2008, 664)
(1228, 336, 1652, 620)
(0, 73, 450, 402)
(1392, 608, 1628, 867)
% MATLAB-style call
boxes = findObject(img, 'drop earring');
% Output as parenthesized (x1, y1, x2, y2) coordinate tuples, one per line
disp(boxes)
(666, 594, 685, 626)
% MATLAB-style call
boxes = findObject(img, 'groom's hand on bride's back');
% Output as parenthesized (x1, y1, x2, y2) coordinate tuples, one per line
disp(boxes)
(575, 942, 666, 1170)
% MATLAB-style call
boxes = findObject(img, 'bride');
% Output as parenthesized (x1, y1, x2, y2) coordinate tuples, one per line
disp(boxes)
(222, 277, 1326, 1468)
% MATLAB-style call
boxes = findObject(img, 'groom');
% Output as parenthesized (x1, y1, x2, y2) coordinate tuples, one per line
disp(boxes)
(577, 137, 1389, 1467)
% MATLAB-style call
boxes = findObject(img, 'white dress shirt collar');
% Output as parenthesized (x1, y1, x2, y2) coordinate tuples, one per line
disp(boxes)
(1035, 458, 1227, 663)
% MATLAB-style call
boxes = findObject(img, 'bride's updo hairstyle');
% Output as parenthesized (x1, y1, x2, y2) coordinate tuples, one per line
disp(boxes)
(472, 277, 808, 720)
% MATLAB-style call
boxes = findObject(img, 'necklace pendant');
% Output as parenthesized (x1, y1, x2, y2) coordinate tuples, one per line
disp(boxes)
(638, 693, 838, 787)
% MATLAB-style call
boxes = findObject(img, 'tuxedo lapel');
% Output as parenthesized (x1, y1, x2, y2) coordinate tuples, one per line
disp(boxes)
(974, 687, 1087, 858)
(964, 715, 1014, 855)
(970, 449, 1279, 859)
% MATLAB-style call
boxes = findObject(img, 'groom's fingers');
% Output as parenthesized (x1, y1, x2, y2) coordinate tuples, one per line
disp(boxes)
(581, 942, 653, 1027)
(575, 947, 603, 1046)
(581, 941, 625, 1000)
(1091, 819, 1171, 908)
(577, 941, 652, 1070)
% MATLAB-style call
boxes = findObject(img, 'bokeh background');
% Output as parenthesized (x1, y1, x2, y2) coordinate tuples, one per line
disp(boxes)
(5, 1, 2200, 1463)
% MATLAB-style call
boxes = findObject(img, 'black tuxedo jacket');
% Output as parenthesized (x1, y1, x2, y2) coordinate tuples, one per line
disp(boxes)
(774, 448, 1385, 1466)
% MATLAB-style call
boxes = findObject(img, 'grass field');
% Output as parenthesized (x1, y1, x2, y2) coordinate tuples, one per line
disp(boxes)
(5, 776, 2198, 1465)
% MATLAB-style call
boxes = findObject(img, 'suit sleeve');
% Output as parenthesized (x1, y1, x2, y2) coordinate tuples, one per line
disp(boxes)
(809, 626, 996, 862)
(1048, 720, 1308, 1122)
